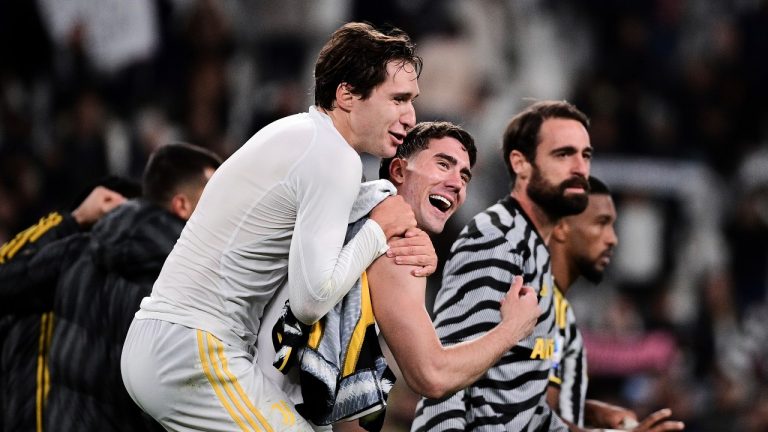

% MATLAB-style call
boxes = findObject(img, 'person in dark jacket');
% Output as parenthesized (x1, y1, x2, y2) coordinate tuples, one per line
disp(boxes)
(0, 177, 140, 432)
(0, 143, 221, 431)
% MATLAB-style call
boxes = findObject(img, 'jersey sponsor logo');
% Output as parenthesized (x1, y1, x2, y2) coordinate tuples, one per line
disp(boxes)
(530, 337, 556, 360)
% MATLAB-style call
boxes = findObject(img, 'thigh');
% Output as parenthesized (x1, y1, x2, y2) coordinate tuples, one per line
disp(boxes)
(123, 319, 313, 432)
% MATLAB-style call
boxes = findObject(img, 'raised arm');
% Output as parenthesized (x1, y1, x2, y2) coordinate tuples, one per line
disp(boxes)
(287, 160, 416, 325)
(367, 255, 539, 398)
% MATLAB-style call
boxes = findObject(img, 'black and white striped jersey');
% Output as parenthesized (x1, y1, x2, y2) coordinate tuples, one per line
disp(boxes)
(549, 286, 588, 426)
(412, 196, 568, 431)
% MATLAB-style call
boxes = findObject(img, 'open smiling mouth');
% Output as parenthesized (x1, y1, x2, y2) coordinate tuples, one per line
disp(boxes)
(429, 195, 452, 212)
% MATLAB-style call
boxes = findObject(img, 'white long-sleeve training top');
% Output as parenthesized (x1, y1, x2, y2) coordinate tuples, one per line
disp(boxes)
(135, 106, 389, 349)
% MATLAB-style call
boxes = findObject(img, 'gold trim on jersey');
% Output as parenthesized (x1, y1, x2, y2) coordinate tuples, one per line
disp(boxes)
(553, 286, 570, 330)
(342, 271, 374, 377)
(0, 212, 63, 263)
(36, 312, 54, 432)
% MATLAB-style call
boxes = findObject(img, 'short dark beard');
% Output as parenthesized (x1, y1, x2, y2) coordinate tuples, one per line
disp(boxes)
(527, 166, 589, 219)
(575, 255, 604, 284)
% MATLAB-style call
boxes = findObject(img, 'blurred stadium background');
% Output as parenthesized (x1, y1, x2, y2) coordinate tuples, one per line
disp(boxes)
(1, 0, 767, 430)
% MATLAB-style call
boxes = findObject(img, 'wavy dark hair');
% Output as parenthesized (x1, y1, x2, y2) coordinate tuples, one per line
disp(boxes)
(314, 22, 422, 110)
(379, 121, 476, 180)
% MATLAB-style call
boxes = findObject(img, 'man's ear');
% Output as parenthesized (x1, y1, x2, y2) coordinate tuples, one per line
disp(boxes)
(510, 150, 531, 181)
(551, 219, 570, 244)
(388, 158, 407, 186)
(335, 83, 355, 111)
(169, 193, 193, 221)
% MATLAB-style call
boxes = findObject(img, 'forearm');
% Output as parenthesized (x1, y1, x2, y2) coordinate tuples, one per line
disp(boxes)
(584, 399, 636, 429)
(370, 256, 526, 399)
(289, 219, 387, 324)
(413, 319, 527, 397)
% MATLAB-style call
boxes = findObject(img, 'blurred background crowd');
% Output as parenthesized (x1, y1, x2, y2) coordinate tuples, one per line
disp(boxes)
(1, 0, 767, 430)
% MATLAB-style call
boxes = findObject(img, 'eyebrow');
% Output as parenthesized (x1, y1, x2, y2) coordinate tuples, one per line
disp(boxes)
(550, 145, 593, 155)
(393, 91, 419, 100)
(435, 152, 472, 180)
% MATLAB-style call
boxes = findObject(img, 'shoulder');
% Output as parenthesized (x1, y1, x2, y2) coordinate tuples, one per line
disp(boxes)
(238, 112, 317, 156)
(448, 198, 524, 257)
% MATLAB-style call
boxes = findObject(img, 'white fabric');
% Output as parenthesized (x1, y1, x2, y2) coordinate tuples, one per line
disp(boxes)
(121, 318, 313, 431)
(135, 106, 388, 350)
(255, 180, 397, 408)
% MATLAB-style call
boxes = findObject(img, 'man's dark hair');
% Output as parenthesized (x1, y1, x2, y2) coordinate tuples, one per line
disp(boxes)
(502, 100, 589, 181)
(379, 121, 477, 180)
(314, 22, 422, 110)
(142, 143, 222, 207)
(588, 176, 611, 195)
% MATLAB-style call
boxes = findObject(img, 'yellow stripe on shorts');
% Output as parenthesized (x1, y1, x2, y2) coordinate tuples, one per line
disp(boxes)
(196, 330, 252, 431)
(210, 336, 274, 432)
(197, 330, 275, 431)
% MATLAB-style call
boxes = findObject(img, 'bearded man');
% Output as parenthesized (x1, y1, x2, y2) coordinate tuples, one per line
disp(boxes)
(412, 100, 593, 432)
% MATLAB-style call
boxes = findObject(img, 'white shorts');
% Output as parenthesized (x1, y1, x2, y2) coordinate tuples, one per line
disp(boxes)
(121, 318, 314, 432)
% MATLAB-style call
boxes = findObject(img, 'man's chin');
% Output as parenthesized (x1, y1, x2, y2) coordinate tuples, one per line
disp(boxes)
(583, 268, 605, 284)
(559, 195, 589, 216)
(422, 220, 445, 236)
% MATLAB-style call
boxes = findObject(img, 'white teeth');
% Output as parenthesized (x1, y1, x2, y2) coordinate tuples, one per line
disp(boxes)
(429, 195, 451, 209)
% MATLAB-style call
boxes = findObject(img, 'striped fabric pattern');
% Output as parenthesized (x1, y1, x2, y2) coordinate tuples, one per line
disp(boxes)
(549, 286, 587, 426)
(411, 196, 568, 432)
(197, 330, 275, 432)
(270, 217, 394, 429)
(0, 212, 78, 432)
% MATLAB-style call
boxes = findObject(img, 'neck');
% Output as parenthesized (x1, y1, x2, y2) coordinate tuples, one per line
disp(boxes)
(510, 188, 557, 244)
(550, 245, 578, 294)
(318, 105, 358, 152)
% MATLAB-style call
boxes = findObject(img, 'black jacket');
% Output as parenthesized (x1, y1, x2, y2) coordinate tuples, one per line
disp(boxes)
(2, 200, 182, 431)
(0, 211, 81, 432)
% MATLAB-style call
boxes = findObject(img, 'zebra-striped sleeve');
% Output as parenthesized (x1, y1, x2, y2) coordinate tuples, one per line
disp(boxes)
(411, 196, 568, 431)
(549, 287, 588, 426)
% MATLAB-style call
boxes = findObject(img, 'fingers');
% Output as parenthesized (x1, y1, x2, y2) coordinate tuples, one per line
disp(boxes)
(387, 251, 437, 267)
(635, 409, 685, 431)
(370, 196, 417, 239)
(637, 408, 672, 429)
(504, 277, 536, 307)
(385, 229, 436, 277)
(72, 187, 127, 226)
(498, 278, 540, 345)
(387, 235, 435, 263)
(508, 275, 523, 296)
(645, 421, 686, 432)
(404, 227, 422, 238)
(619, 416, 640, 429)
(387, 230, 433, 252)
(101, 190, 127, 212)
(411, 262, 436, 277)
(518, 285, 535, 300)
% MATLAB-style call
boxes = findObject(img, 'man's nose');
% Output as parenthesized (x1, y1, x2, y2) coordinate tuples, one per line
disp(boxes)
(401, 102, 416, 130)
